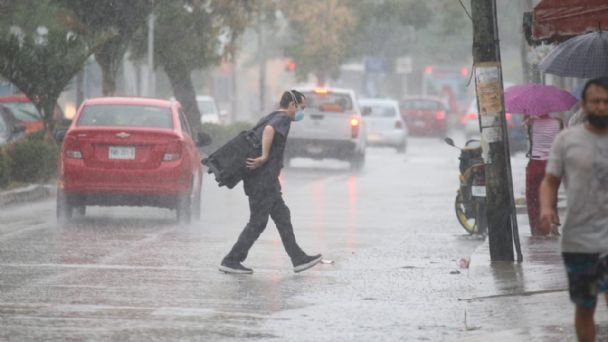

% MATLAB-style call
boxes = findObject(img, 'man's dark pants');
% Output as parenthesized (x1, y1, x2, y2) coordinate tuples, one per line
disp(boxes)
(223, 177, 306, 264)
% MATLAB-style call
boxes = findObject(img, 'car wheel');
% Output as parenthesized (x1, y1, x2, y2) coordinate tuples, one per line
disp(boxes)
(74, 206, 86, 217)
(192, 177, 202, 222)
(56, 190, 73, 223)
(396, 141, 407, 154)
(176, 194, 192, 224)
(350, 152, 365, 171)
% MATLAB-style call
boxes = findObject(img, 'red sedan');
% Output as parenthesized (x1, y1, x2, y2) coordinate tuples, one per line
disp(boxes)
(56, 97, 209, 223)
(400, 96, 451, 136)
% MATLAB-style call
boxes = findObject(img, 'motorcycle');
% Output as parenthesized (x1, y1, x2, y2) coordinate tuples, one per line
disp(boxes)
(445, 137, 487, 235)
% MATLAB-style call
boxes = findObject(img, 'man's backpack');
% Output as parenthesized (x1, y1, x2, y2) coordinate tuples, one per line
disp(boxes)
(202, 112, 285, 188)
(201, 129, 261, 189)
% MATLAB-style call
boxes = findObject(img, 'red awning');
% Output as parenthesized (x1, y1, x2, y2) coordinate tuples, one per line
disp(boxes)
(533, 0, 608, 42)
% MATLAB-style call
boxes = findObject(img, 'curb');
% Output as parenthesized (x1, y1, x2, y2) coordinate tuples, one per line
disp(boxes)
(0, 184, 55, 207)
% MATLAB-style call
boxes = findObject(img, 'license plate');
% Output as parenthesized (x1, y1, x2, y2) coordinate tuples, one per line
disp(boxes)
(368, 133, 380, 141)
(471, 185, 486, 197)
(109, 146, 135, 160)
(414, 121, 426, 127)
(306, 144, 323, 154)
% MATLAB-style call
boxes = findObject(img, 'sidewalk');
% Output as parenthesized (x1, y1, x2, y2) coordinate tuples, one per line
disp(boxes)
(463, 216, 608, 341)
(0, 184, 54, 207)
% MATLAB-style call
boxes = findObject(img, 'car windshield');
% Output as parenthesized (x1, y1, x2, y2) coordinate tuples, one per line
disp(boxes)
(361, 104, 396, 118)
(302, 91, 353, 113)
(0, 102, 42, 122)
(402, 100, 443, 110)
(78, 104, 173, 129)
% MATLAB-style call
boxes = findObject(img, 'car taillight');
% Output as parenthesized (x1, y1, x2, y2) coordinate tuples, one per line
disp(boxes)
(350, 117, 360, 138)
(461, 111, 477, 124)
(63, 135, 82, 159)
(435, 110, 446, 121)
(163, 141, 182, 161)
(505, 112, 515, 128)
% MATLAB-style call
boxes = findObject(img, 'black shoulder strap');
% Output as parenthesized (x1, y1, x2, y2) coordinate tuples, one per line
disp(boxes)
(251, 111, 284, 131)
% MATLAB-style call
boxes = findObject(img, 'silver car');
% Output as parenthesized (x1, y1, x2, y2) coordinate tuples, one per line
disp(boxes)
(359, 98, 408, 153)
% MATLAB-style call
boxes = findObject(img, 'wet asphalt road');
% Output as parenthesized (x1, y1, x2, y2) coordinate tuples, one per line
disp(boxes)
(1, 134, 538, 341)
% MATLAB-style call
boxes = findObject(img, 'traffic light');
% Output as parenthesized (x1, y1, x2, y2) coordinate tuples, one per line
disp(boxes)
(285, 59, 296, 72)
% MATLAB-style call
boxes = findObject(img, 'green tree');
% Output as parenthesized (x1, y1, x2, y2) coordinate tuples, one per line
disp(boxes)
(349, 0, 432, 60)
(132, 0, 253, 132)
(281, 0, 356, 85)
(0, 0, 102, 136)
(58, 0, 154, 96)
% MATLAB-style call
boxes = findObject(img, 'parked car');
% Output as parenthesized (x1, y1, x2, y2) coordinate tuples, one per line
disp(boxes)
(286, 86, 367, 170)
(0, 105, 26, 145)
(0, 95, 66, 133)
(56, 97, 210, 223)
(399, 96, 452, 137)
(462, 98, 528, 153)
(359, 98, 408, 153)
(196, 95, 223, 124)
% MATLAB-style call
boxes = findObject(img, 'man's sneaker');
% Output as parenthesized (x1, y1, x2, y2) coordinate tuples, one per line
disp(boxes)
(219, 261, 253, 274)
(293, 254, 323, 273)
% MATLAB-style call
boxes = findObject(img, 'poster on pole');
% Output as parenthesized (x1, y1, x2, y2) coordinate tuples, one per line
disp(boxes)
(474, 62, 503, 143)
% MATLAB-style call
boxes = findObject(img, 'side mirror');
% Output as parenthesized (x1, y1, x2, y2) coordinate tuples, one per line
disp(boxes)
(55, 129, 67, 142)
(197, 131, 212, 147)
(444, 137, 455, 147)
(362, 107, 372, 116)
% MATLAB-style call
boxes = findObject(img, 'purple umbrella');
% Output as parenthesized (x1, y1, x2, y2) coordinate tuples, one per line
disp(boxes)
(504, 84, 578, 116)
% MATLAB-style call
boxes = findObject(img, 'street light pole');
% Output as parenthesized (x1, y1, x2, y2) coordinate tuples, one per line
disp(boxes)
(147, 13, 155, 97)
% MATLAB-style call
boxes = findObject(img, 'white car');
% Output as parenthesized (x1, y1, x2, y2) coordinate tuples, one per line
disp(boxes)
(286, 87, 367, 170)
(359, 98, 408, 153)
(196, 95, 221, 124)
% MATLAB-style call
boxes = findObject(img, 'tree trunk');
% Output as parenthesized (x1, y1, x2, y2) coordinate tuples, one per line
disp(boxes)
(39, 98, 57, 140)
(316, 72, 327, 86)
(95, 38, 126, 96)
(96, 53, 118, 96)
(165, 64, 202, 133)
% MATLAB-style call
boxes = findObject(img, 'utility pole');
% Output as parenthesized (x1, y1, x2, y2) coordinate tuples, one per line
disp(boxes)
(470, 0, 516, 261)
(257, 4, 266, 114)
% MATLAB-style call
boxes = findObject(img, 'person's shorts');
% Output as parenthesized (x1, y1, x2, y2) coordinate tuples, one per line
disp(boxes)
(563, 252, 608, 309)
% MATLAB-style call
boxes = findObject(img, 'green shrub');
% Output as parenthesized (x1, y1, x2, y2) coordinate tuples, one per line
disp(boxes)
(201, 121, 252, 154)
(7, 138, 59, 183)
(0, 149, 11, 188)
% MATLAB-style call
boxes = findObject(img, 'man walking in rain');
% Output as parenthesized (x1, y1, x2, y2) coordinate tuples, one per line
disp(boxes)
(219, 90, 322, 274)
(540, 78, 608, 342)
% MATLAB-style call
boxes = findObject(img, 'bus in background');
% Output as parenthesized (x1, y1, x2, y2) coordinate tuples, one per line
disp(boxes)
(421, 65, 473, 118)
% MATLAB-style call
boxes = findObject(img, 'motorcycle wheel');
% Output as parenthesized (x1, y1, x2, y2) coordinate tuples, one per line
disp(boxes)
(454, 191, 478, 235)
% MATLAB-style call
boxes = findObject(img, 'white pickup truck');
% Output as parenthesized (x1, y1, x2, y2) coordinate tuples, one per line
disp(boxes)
(285, 87, 367, 170)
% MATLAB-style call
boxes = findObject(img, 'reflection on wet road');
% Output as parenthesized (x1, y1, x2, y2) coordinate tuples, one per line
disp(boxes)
(0, 136, 508, 341)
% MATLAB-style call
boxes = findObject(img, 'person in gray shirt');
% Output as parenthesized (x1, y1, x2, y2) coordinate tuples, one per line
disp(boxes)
(540, 78, 608, 342)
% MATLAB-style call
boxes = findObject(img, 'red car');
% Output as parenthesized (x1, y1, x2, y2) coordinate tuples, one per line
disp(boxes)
(0, 95, 65, 133)
(400, 96, 452, 136)
(56, 97, 209, 223)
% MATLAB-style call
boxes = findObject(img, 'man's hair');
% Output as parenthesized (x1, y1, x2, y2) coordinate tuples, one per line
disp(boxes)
(581, 77, 608, 101)
(279, 90, 305, 108)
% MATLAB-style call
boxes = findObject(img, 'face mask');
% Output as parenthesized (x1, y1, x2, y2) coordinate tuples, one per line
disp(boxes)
(587, 112, 608, 129)
(294, 109, 305, 122)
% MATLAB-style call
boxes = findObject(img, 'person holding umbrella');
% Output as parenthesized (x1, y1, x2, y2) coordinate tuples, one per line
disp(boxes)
(504, 83, 577, 236)
(523, 113, 563, 236)
(540, 77, 608, 342)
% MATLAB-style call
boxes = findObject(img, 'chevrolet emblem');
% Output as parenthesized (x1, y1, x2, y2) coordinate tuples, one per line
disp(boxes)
(116, 132, 130, 138)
